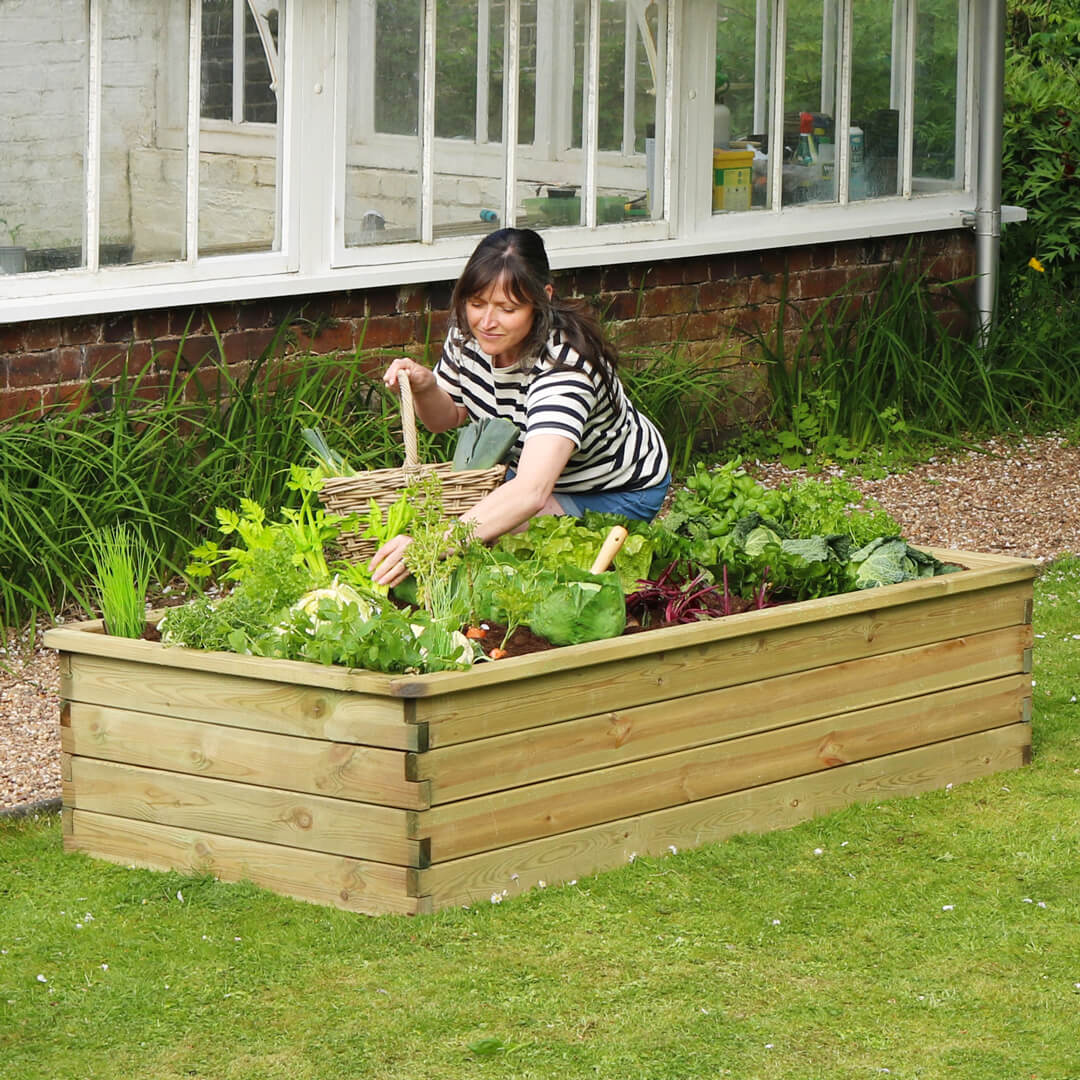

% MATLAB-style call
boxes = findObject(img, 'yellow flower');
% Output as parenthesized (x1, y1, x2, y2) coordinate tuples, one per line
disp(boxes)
(1028, 256, 1045, 272)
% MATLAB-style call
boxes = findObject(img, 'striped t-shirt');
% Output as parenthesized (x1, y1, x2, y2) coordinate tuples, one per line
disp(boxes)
(434, 326, 669, 493)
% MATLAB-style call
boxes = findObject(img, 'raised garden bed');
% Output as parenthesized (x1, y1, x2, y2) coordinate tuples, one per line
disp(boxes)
(44, 548, 1035, 916)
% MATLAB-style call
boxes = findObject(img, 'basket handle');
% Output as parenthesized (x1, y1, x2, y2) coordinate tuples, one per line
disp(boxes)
(397, 368, 420, 468)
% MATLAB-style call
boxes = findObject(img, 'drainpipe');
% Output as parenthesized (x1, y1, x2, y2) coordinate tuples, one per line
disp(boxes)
(973, 0, 1006, 346)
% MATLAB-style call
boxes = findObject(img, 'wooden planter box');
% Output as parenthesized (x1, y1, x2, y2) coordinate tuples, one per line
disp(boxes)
(44, 549, 1035, 916)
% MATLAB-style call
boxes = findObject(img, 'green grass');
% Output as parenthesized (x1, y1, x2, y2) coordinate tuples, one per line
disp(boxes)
(3, 558, 1079, 1079)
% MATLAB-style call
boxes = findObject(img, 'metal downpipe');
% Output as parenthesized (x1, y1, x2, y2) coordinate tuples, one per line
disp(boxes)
(974, 0, 1006, 346)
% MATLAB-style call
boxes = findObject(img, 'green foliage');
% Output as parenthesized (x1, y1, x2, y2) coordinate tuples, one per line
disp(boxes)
(8, 558, 1079, 1079)
(1002, 0, 1080, 270)
(84, 523, 155, 638)
(778, 475, 902, 545)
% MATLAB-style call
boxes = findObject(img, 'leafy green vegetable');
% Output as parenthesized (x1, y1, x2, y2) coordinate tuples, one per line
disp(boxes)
(845, 538, 951, 590)
(526, 567, 626, 646)
(452, 417, 519, 470)
(300, 426, 352, 478)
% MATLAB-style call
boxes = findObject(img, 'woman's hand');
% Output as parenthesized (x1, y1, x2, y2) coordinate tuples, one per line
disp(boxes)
(382, 357, 438, 396)
(369, 532, 414, 588)
(381, 357, 467, 433)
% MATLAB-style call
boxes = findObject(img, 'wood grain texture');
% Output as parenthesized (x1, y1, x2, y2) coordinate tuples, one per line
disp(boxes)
(62, 703, 428, 809)
(417, 724, 1032, 908)
(65, 809, 420, 915)
(60, 654, 416, 749)
(412, 624, 1032, 802)
(65, 758, 422, 865)
(418, 675, 1031, 860)
(411, 581, 1033, 745)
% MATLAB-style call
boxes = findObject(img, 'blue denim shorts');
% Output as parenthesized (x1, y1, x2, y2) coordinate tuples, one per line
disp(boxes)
(555, 473, 671, 522)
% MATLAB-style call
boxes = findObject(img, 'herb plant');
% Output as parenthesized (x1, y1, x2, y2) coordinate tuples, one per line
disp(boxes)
(85, 523, 155, 638)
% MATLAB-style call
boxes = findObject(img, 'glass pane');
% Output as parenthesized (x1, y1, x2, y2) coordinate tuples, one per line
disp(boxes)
(715, 0, 769, 213)
(850, 0, 899, 200)
(198, 0, 283, 255)
(521, 0, 663, 233)
(345, 0, 422, 246)
(0, 2, 89, 275)
(913, 0, 961, 183)
(432, 0, 510, 240)
(102, 3, 189, 266)
(781, 0, 840, 207)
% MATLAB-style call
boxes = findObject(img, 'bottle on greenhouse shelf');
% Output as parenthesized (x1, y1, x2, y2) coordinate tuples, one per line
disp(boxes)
(849, 125, 866, 200)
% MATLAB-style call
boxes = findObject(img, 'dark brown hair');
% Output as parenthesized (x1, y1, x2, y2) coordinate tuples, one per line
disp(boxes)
(450, 228, 619, 401)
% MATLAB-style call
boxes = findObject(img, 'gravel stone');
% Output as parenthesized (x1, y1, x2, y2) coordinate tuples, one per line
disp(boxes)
(4, 433, 1079, 810)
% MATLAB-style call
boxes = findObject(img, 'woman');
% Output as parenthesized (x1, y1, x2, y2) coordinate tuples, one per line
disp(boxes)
(370, 227, 670, 587)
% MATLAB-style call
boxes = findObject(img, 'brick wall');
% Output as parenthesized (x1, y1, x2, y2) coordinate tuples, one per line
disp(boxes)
(0, 230, 976, 423)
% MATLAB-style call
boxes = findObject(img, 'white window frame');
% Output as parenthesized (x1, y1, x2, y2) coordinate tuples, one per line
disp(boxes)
(1, 0, 1012, 324)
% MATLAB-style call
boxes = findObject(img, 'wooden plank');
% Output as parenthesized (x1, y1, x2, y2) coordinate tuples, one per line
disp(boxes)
(413, 580, 1034, 746)
(65, 809, 420, 916)
(65, 758, 422, 866)
(62, 703, 428, 810)
(418, 675, 1030, 861)
(61, 655, 417, 750)
(44, 623, 403, 696)
(417, 724, 1032, 909)
(413, 625, 1033, 803)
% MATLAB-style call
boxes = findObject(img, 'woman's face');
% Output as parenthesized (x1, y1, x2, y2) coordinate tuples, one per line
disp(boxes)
(465, 278, 548, 367)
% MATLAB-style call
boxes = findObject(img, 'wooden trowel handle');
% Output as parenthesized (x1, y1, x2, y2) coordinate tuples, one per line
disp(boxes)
(590, 525, 629, 574)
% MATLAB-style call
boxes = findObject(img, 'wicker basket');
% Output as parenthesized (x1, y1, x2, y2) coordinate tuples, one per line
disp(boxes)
(319, 370, 507, 563)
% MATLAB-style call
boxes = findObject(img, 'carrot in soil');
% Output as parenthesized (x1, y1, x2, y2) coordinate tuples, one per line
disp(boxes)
(489, 647, 509, 660)
(465, 626, 487, 639)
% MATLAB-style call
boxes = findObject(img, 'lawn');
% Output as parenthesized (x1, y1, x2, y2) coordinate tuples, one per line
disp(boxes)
(2, 557, 1078, 1080)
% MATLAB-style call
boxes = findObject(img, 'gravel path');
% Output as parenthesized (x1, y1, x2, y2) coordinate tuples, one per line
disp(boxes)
(4, 432, 1080, 811)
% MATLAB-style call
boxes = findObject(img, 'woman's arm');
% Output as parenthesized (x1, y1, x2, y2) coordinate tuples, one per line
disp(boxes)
(382, 356, 468, 433)
(368, 433, 575, 587)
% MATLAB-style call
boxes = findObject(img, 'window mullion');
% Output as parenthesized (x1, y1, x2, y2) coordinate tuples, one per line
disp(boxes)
(767, 0, 786, 212)
(188, 0, 202, 263)
(502, 0, 521, 227)
(476, 0, 490, 146)
(420, 0, 436, 244)
(622, 6, 636, 156)
(86, 0, 103, 273)
(900, 0, 916, 197)
(233, 0, 246, 122)
(582, 0, 600, 228)
(835, 0, 853, 204)
(659, 0, 673, 222)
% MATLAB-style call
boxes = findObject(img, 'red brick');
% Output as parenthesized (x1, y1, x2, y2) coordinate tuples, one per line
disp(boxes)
(57, 346, 84, 381)
(23, 320, 63, 352)
(646, 261, 686, 288)
(0, 388, 44, 421)
(202, 303, 239, 335)
(797, 267, 853, 301)
(678, 310, 735, 342)
(641, 284, 699, 318)
(677, 257, 711, 285)
(7, 349, 61, 388)
(734, 253, 764, 278)
(783, 246, 815, 274)
(365, 287, 400, 318)
(423, 311, 451, 346)
(615, 314, 674, 347)
(133, 308, 172, 342)
(706, 254, 738, 281)
(0, 323, 26, 354)
(602, 265, 631, 292)
(175, 334, 222, 367)
(596, 290, 641, 321)
(103, 313, 136, 343)
(296, 322, 360, 355)
(61, 316, 102, 347)
(236, 300, 276, 330)
(356, 315, 419, 350)
(237, 327, 289, 363)
(698, 278, 751, 311)
(569, 267, 604, 296)
(398, 286, 427, 314)
(748, 274, 788, 306)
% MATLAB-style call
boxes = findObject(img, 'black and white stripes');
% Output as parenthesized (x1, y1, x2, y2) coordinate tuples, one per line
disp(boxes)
(435, 327, 669, 493)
